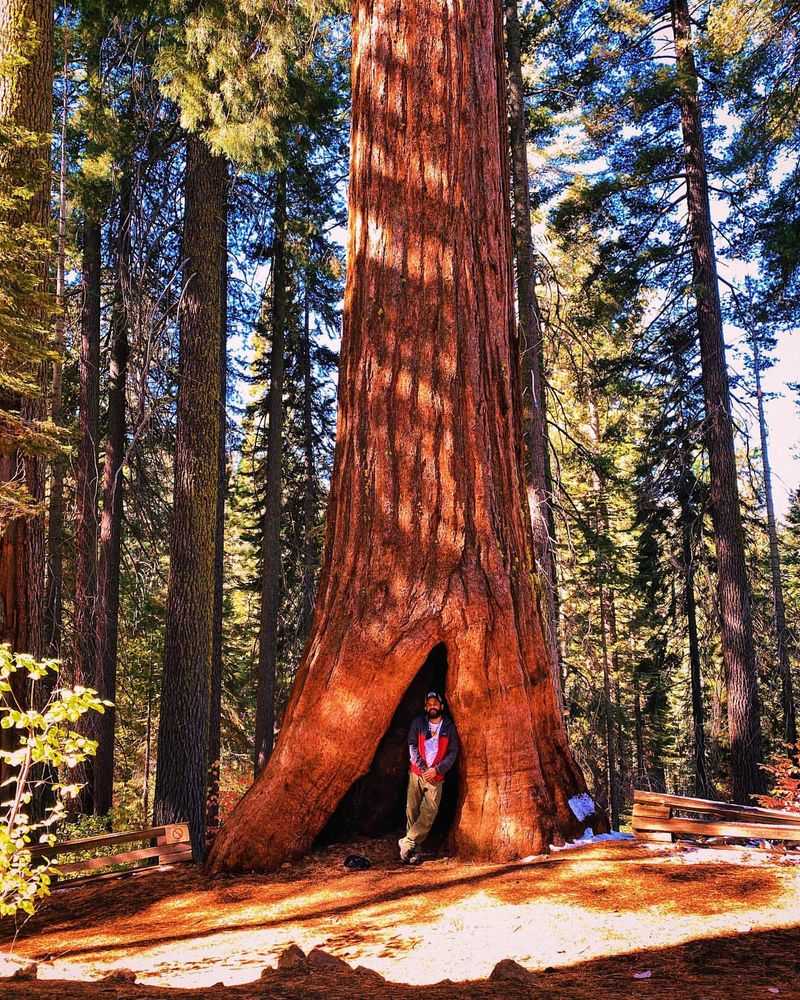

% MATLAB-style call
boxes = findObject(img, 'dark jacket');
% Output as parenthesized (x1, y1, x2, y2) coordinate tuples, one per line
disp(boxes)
(408, 713, 459, 782)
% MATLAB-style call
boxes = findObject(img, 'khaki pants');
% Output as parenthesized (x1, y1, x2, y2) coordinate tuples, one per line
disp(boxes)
(398, 772, 443, 856)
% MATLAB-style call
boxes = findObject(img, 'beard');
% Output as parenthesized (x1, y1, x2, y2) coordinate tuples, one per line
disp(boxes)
(426, 708, 442, 720)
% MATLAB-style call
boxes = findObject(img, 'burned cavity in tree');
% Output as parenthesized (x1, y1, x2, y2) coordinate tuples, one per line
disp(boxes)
(318, 643, 459, 851)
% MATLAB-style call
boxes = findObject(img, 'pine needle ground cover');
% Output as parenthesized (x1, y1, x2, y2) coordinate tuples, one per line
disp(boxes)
(2, 841, 800, 999)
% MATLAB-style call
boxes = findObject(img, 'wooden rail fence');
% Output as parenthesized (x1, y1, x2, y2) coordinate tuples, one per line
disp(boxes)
(632, 789, 800, 846)
(28, 822, 193, 884)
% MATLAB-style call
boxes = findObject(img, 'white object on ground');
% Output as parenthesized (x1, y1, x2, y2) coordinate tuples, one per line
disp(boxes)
(568, 793, 597, 821)
(550, 830, 634, 852)
(633, 970, 653, 979)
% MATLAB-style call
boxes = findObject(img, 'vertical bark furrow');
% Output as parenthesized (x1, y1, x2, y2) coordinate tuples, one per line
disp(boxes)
(153, 135, 226, 857)
(209, 0, 594, 874)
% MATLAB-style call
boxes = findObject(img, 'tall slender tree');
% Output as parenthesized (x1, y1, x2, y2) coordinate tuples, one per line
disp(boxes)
(504, 0, 561, 699)
(46, 26, 70, 659)
(94, 175, 132, 815)
(748, 328, 796, 746)
(207, 168, 229, 832)
(670, 0, 762, 800)
(153, 133, 226, 857)
(254, 169, 288, 775)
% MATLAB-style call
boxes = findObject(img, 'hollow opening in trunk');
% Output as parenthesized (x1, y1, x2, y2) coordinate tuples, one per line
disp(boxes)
(317, 642, 459, 850)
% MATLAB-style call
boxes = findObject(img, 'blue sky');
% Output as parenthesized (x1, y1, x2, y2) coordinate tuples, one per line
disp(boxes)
(740, 332, 799, 523)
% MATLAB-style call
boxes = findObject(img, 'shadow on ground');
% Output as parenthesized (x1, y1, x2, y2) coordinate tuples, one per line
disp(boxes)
(6, 841, 785, 963)
(1, 924, 799, 1000)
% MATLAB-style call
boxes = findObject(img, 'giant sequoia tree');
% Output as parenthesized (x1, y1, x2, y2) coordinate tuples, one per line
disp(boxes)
(209, 0, 595, 873)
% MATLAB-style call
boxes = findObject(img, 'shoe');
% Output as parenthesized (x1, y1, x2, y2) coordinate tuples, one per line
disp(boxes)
(407, 853, 422, 865)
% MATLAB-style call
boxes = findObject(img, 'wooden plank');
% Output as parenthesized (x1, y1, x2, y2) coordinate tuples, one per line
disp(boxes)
(28, 826, 167, 859)
(54, 842, 190, 876)
(51, 850, 194, 890)
(633, 790, 800, 826)
(635, 831, 673, 843)
(632, 815, 800, 841)
(157, 846, 193, 865)
(632, 804, 671, 818)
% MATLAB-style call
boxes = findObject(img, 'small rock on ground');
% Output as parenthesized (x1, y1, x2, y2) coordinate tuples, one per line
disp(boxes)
(0, 953, 37, 980)
(307, 948, 352, 973)
(101, 968, 137, 983)
(275, 945, 308, 971)
(490, 958, 533, 984)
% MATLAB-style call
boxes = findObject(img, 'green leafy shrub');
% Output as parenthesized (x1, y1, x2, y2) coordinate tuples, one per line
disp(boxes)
(0, 644, 107, 917)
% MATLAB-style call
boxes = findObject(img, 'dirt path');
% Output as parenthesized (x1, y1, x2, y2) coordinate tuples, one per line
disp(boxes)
(2, 839, 800, 998)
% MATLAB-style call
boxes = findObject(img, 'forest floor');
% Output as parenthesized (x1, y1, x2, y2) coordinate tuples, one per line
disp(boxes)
(1, 838, 800, 999)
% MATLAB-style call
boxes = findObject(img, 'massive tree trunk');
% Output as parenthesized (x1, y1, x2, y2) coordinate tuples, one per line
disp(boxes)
(208, 0, 596, 874)
(750, 333, 796, 746)
(94, 177, 132, 816)
(670, 0, 763, 801)
(253, 169, 288, 775)
(153, 134, 226, 858)
(504, 0, 561, 701)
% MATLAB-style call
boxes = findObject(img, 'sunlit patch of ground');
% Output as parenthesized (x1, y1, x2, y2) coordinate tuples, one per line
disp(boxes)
(2, 839, 800, 998)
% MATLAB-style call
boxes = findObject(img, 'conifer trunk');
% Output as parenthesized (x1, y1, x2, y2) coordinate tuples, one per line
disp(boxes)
(670, 0, 763, 801)
(633, 659, 645, 781)
(207, 182, 228, 834)
(300, 288, 316, 636)
(74, 222, 101, 636)
(153, 134, 226, 858)
(0, 0, 52, 673)
(678, 429, 711, 798)
(46, 35, 69, 659)
(94, 177, 132, 815)
(254, 169, 288, 774)
(751, 334, 796, 745)
(209, 0, 596, 874)
(505, 0, 561, 700)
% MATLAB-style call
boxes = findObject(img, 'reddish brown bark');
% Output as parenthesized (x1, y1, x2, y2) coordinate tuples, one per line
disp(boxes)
(208, 0, 595, 874)
(670, 0, 763, 802)
(0, 0, 52, 660)
(0, 0, 53, 789)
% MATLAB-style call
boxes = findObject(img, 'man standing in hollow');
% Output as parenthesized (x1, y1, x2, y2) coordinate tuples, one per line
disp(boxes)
(399, 691, 459, 864)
